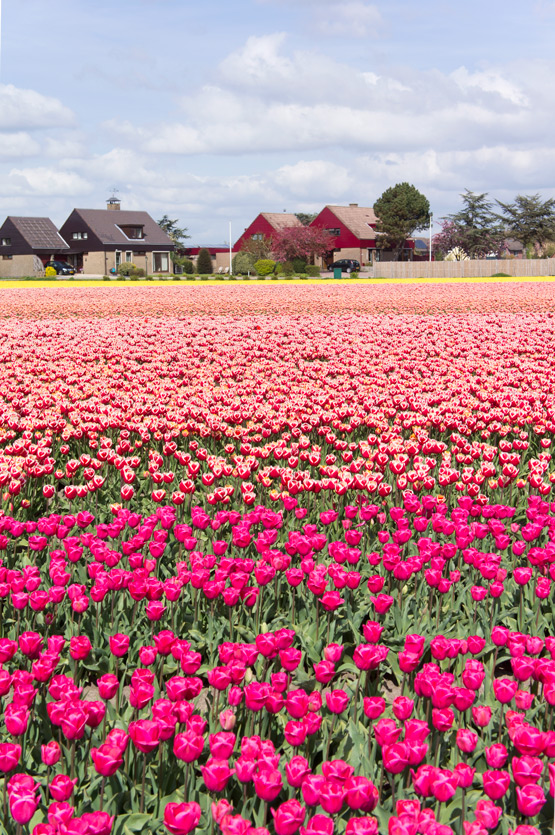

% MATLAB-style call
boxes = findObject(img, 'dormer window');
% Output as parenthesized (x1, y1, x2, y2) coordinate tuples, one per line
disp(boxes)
(118, 225, 144, 240)
(72, 232, 88, 240)
(1, 238, 10, 246)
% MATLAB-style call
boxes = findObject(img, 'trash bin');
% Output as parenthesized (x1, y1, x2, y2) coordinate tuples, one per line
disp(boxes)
(333, 268, 342, 279)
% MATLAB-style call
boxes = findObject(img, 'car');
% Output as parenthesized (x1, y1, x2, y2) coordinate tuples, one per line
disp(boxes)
(45, 260, 76, 276)
(329, 259, 360, 273)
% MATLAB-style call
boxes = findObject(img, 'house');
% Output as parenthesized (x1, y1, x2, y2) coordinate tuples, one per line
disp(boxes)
(181, 245, 231, 272)
(501, 238, 524, 259)
(0, 216, 69, 277)
(58, 199, 175, 275)
(232, 212, 302, 254)
(310, 203, 424, 265)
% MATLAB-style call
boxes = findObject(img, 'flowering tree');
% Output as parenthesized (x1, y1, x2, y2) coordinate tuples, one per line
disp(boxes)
(272, 226, 335, 264)
(440, 190, 505, 258)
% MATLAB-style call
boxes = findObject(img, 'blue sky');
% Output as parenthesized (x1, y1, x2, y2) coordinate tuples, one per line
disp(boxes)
(1, 0, 555, 243)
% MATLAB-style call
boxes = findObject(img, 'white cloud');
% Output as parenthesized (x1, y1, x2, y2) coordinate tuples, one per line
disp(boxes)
(112, 35, 544, 160)
(313, 1, 382, 36)
(6, 167, 91, 197)
(0, 84, 74, 131)
(0, 133, 40, 158)
(273, 160, 353, 197)
(451, 67, 528, 106)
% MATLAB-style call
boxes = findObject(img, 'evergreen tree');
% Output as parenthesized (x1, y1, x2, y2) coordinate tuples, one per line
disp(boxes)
(196, 248, 213, 275)
(373, 183, 430, 260)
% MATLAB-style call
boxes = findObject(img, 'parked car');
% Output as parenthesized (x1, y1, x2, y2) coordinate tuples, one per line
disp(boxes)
(329, 259, 360, 273)
(45, 260, 76, 276)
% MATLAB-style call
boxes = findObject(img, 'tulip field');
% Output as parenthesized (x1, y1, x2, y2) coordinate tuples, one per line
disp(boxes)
(2, 283, 555, 835)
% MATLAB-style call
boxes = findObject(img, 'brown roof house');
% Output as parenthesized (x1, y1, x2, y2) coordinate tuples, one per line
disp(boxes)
(310, 203, 424, 265)
(0, 216, 69, 277)
(58, 198, 175, 275)
(232, 212, 302, 253)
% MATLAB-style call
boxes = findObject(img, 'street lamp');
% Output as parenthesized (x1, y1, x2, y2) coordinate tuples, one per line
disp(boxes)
(429, 212, 433, 262)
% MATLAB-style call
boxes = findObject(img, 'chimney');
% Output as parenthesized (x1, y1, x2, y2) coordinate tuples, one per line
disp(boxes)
(349, 203, 358, 208)
(107, 196, 121, 211)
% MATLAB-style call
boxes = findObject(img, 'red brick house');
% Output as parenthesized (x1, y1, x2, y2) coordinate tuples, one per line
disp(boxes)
(232, 212, 302, 253)
(310, 203, 422, 265)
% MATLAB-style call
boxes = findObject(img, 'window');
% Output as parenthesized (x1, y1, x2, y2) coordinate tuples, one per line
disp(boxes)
(125, 251, 133, 262)
(251, 233, 264, 241)
(118, 225, 144, 240)
(2, 255, 13, 260)
(71, 232, 88, 240)
(325, 228, 341, 236)
(153, 251, 169, 272)
(370, 248, 380, 262)
(115, 251, 121, 269)
(1, 238, 10, 246)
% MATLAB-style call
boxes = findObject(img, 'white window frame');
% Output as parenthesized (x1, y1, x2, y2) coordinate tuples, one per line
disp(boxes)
(115, 250, 122, 269)
(116, 225, 144, 241)
(1, 238, 10, 246)
(125, 251, 133, 262)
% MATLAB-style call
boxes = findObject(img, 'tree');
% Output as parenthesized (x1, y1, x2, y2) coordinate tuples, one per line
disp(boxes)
(157, 215, 190, 247)
(196, 248, 213, 275)
(240, 235, 274, 261)
(495, 193, 555, 254)
(295, 212, 317, 226)
(445, 190, 505, 258)
(272, 226, 335, 264)
(373, 183, 430, 260)
(433, 220, 470, 258)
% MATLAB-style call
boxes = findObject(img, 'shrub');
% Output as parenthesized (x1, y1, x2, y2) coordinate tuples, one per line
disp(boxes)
(254, 259, 276, 277)
(291, 257, 307, 273)
(278, 261, 295, 276)
(182, 259, 194, 275)
(490, 272, 512, 278)
(305, 265, 321, 277)
(196, 248, 213, 275)
(117, 262, 138, 276)
(102, 276, 111, 281)
(232, 252, 256, 275)
(44, 266, 57, 278)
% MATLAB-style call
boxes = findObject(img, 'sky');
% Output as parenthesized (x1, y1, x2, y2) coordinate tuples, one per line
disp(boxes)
(1, 0, 555, 244)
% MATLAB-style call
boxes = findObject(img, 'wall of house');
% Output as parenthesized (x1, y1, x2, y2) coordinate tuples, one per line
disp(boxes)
(214, 252, 232, 271)
(82, 251, 109, 275)
(0, 254, 42, 277)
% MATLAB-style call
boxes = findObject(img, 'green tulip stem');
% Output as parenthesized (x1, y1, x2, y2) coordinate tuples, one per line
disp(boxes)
(184, 761, 190, 801)
(99, 776, 106, 812)
(325, 713, 337, 761)
(140, 753, 146, 814)
(352, 669, 363, 722)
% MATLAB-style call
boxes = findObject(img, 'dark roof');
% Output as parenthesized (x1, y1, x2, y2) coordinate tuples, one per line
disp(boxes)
(414, 239, 429, 250)
(504, 238, 524, 251)
(72, 209, 174, 247)
(8, 217, 69, 251)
